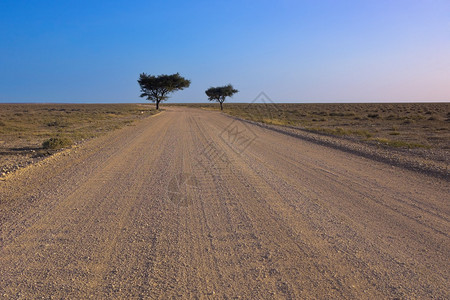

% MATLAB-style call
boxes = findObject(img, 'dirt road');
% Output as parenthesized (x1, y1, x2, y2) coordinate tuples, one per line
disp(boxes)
(1, 107, 448, 299)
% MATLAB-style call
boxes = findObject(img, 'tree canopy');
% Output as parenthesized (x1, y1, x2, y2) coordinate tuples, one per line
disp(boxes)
(205, 84, 239, 110)
(138, 73, 191, 109)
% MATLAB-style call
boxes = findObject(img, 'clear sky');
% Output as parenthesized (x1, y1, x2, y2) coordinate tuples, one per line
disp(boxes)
(1, 0, 449, 103)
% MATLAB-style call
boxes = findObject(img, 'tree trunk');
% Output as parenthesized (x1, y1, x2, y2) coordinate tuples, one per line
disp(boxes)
(156, 101, 159, 110)
(220, 101, 223, 111)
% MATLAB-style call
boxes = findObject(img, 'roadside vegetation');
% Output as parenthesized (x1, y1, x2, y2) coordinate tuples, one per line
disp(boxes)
(176, 103, 449, 150)
(42, 137, 74, 150)
(0, 104, 158, 175)
(0, 103, 157, 148)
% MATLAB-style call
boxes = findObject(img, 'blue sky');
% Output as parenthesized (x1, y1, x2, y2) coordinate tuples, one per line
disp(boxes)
(0, 0, 449, 103)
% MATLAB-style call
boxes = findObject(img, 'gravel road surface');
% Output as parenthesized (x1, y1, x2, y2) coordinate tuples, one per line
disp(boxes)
(1, 107, 448, 299)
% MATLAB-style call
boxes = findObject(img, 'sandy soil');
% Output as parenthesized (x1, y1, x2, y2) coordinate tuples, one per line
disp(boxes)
(0, 107, 448, 299)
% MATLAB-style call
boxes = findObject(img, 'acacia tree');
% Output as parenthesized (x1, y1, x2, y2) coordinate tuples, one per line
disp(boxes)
(205, 84, 238, 110)
(138, 73, 191, 109)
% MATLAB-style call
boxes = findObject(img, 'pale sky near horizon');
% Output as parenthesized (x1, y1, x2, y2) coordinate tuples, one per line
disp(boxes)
(0, 0, 449, 103)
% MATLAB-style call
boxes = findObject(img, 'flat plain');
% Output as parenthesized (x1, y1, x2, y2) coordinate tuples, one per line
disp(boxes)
(0, 106, 448, 298)
(0, 103, 157, 175)
(182, 102, 450, 150)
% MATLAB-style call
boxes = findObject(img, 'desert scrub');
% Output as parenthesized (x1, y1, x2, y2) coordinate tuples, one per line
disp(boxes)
(173, 102, 449, 151)
(42, 137, 73, 149)
(0, 103, 158, 148)
(262, 118, 295, 126)
(367, 113, 379, 119)
(369, 137, 427, 149)
(307, 127, 372, 138)
(46, 119, 69, 127)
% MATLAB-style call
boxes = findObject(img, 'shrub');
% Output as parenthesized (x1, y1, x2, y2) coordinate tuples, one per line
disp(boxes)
(42, 137, 73, 149)
(329, 112, 345, 117)
(47, 119, 69, 127)
(369, 137, 427, 148)
(353, 130, 373, 138)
